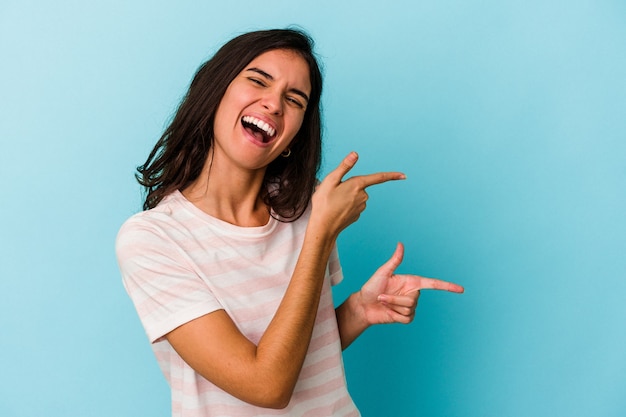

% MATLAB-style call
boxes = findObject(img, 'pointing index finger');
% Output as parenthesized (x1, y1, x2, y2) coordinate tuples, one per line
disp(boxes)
(424, 278, 465, 293)
(412, 277, 465, 293)
(354, 171, 407, 188)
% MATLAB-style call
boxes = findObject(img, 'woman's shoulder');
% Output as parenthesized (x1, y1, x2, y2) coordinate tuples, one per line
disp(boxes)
(117, 191, 188, 241)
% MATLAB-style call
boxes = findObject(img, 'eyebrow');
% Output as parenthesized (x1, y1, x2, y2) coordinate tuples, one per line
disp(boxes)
(246, 67, 310, 103)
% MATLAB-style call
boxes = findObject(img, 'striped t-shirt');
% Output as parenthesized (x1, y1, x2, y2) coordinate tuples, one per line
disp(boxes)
(116, 190, 360, 416)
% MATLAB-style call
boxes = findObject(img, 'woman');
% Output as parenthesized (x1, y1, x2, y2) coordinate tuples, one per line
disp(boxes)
(116, 28, 463, 416)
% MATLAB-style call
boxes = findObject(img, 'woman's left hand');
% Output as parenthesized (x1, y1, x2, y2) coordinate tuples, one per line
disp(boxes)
(356, 242, 464, 325)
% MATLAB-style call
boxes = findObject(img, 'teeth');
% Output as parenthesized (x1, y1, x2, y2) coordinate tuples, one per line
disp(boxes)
(242, 116, 276, 137)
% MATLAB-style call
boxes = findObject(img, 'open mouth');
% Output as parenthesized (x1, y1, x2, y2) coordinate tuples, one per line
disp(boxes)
(242, 116, 276, 143)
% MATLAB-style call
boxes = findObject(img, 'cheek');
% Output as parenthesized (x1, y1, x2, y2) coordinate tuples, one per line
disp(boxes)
(212, 105, 227, 138)
(287, 114, 306, 139)
(213, 93, 241, 133)
(216, 83, 247, 115)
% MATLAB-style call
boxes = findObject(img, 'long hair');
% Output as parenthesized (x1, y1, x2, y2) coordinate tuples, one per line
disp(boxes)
(136, 28, 324, 221)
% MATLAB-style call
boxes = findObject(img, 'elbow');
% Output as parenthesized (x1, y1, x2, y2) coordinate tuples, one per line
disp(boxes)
(247, 395, 291, 410)
(248, 381, 294, 409)
(264, 398, 291, 410)
(256, 389, 293, 409)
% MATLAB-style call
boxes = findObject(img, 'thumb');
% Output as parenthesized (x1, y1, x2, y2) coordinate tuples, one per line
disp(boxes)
(379, 242, 405, 275)
(326, 152, 359, 184)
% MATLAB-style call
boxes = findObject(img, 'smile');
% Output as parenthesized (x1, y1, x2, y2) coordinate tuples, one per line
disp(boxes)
(242, 116, 276, 143)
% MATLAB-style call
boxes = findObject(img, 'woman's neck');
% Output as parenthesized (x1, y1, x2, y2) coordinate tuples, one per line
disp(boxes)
(182, 156, 270, 227)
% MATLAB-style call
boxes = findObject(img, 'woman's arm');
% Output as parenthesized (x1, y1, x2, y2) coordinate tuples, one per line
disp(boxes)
(166, 225, 335, 408)
(165, 152, 405, 408)
(336, 242, 465, 350)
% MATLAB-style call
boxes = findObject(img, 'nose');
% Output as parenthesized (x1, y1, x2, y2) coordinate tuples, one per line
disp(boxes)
(260, 89, 283, 115)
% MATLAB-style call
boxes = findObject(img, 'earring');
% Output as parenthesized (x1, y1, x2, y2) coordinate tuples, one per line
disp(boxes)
(281, 148, 291, 158)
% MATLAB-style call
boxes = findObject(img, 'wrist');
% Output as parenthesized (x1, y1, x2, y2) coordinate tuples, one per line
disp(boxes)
(304, 216, 338, 249)
(336, 291, 371, 350)
(348, 291, 372, 330)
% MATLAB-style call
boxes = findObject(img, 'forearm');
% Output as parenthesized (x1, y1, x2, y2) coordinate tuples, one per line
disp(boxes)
(253, 222, 337, 404)
(335, 291, 370, 350)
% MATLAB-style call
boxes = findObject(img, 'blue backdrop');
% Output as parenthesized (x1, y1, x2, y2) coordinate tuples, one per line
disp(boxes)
(1, 1, 625, 416)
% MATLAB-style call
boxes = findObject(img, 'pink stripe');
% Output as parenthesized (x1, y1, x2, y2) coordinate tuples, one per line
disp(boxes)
(299, 354, 342, 380)
(302, 395, 358, 417)
(294, 374, 347, 402)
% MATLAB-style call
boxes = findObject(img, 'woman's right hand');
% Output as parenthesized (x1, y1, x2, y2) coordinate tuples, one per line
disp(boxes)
(310, 152, 406, 239)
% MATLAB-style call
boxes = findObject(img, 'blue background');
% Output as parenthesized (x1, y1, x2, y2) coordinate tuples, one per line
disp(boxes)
(1, 1, 625, 416)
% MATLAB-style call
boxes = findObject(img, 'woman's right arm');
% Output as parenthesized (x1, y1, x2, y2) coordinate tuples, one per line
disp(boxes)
(165, 152, 405, 408)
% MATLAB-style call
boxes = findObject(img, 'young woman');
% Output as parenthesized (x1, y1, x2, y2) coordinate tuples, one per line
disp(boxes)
(116, 28, 463, 417)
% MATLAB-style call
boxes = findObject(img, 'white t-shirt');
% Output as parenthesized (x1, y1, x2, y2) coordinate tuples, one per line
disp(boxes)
(116, 190, 360, 416)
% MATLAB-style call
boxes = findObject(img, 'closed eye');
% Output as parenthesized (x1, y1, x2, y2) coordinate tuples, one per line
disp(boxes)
(286, 96, 305, 109)
(248, 77, 266, 87)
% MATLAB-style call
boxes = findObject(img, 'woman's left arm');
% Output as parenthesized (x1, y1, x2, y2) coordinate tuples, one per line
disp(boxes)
(335, 242, 464, 350)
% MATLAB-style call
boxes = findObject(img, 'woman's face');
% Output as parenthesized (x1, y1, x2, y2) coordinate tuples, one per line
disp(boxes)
(212, 49, 312, 171)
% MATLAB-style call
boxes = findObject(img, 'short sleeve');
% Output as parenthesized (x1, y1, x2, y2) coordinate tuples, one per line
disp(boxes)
(116, 217, 223, 343)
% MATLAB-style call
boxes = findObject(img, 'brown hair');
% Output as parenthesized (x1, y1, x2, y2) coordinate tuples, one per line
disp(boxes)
(136, 28, 324, 221)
